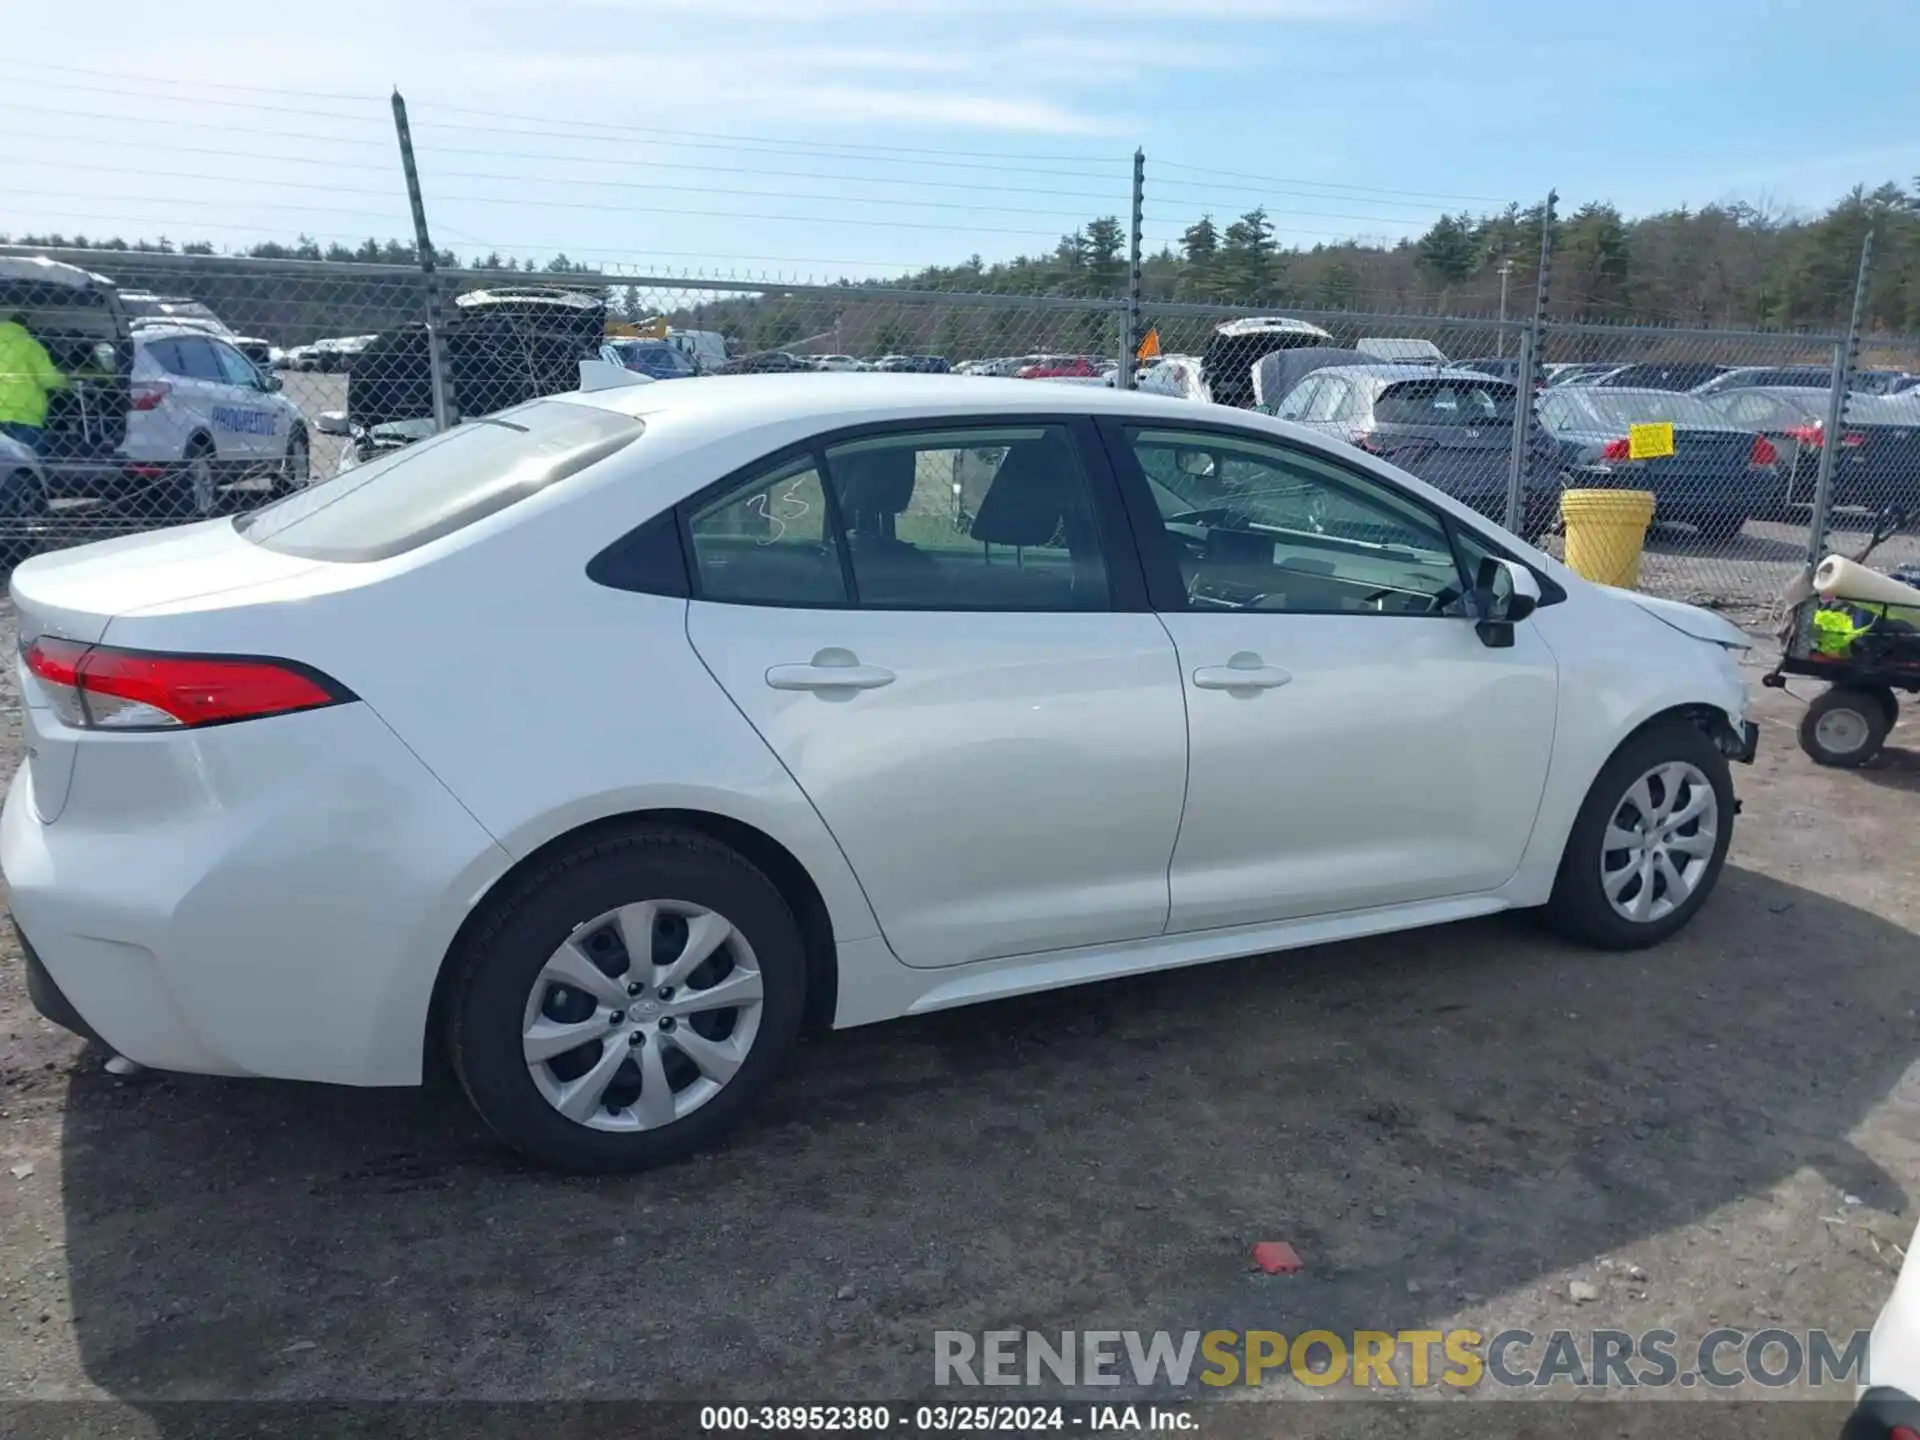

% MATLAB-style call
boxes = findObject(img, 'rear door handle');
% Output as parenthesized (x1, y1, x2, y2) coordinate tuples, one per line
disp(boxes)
(766, 647, 896, 692)
(1191, 651, 1292, 691)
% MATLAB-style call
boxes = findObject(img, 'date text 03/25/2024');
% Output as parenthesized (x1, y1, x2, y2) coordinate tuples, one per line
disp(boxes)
(698, 1405, 1198, 1432)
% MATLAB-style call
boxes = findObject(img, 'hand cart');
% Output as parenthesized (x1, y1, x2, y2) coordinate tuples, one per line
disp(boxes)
(1762, 509, 1920, 767)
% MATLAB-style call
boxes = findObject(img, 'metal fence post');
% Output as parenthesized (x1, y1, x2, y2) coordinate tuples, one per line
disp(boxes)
(1120, 148, 1145, 390)
(391, 89, 454, 433)
(1805, 228, 1874, 582)
(1504, 190, 1557, 533)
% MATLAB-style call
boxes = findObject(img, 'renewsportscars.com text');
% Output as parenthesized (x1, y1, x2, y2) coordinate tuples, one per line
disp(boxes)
(934, 1328, 1871, 1390)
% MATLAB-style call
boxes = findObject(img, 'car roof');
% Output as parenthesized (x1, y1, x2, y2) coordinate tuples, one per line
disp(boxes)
(562, 372, 1291, 426)
(0, 255, 113, 289)
(132, 324, 236, 344)
(1313, 363, 1514, 385)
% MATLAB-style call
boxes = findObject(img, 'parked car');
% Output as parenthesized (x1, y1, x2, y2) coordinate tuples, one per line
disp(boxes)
(876, 354, 951, 374)
(1137, 354, 1207, 402)
(1691, 365, 1915, 398)
(810, 354, 864, 372)
(1016, 354, 1104, 381)
(1200, 316, 1336, 409)
(0, 256, 136, 512)
(603, 337, 697, 381)
(1544, 363, 1622, 387)
(1266, 362, 1557, 535)
(1534, 386, 1778, 540)
(1853, 370, 1918, 397)
(1693, 365, 1835, 396)
(1251, 346, 1376, 411)
(124, 325, 311, 515)
(714, 350, 813, 375)
(1848, 1221, 1920, 1438)
(1695, 386, 1830, 515)
(1456, 357, 1521, 381)
(1455, 356, 1549, 392)
(1700, 386, 1920, 520)
(119, 295, 274, 371)
(338, 288, 607, 442)
(1590, 362, 1733, 392)
(304, 335, 378, 374)
(1355, 337, 1447, 365)
(6, 374, 1757, 1171)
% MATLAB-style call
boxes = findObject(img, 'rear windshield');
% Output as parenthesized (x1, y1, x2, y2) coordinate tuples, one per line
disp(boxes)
(1373, 379, 1516, 425)
(236, 399, 643, 562)
(1543, 389, 1726, 430)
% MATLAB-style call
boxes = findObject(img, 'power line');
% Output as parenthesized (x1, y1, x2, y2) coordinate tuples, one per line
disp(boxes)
(0, 156, 1128, 223)
(0, 66, 1131, 171)
(5, 186, 1078, 239)
(2, 134, 1136, 207)
(1154, 159, 1514, 206)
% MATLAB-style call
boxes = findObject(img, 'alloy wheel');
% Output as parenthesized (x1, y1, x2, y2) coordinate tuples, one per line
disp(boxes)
(1599, 761, 1719, 924)
(521, 900, 764, 1132)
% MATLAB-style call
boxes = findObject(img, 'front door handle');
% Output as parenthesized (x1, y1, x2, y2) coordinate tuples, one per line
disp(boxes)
(1191, 651, 1292, 691)
(766, 647, 896, 692)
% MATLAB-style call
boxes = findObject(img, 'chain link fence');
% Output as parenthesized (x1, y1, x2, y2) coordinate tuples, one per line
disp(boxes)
(4, 238, 1915, 634)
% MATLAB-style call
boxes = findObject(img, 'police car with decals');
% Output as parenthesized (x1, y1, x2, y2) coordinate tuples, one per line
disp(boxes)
(125, 324, 311, 517)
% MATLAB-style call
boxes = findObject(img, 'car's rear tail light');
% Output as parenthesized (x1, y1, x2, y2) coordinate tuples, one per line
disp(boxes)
(1600, 437, 1633, 461)
(1843, 432, 1867, 447)
(1890, 1428, 1920, 1440)
(129, 381, 172, 411)
(22, 638, 352, 731)
(1750, 435, 1779, 466)
(124, 463, 166, 479)
(1354, 435, 1386, 454)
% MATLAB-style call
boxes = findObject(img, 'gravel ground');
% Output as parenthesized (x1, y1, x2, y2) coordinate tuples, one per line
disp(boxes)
(1, 601, 1918, 1436)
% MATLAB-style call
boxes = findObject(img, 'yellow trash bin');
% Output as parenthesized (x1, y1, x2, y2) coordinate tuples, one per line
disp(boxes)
(1561, 489, 1656, 588)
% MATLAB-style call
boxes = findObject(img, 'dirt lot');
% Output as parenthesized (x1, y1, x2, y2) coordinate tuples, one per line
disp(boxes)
(1, 600, 1918, 1434)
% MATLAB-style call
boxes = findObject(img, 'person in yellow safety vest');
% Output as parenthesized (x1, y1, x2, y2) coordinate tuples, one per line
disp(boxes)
(0, 310, 68, 455)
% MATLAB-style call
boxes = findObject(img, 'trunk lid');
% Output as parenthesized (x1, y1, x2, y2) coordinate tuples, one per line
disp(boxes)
(10, 521, 324, 823)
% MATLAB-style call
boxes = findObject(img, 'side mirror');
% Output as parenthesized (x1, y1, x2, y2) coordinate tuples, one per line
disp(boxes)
(263, 373, 284, 393)
(1472, 556, 1541, 648)
(314, 409, 352, 436)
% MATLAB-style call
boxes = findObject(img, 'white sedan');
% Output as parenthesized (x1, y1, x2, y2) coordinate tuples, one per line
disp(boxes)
(4, 375, 1757, 1171)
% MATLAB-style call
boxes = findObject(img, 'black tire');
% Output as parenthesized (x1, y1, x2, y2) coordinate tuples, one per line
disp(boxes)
(272, 428, 310, 499)
(0, 468, 46, 568)
(448, 825, 809, 1172)
(1863, 685, 1901, 731)
(1687, 511, 1746, 545)
(162, 437, 219, 521)
(1799, 686, 1891, 768)
(1543, 720, 1735, 950)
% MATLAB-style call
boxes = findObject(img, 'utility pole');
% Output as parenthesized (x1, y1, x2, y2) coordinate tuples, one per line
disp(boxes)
(1504, 191, 1557, 534)
(1806, 228, 1875, 586)
(1495, 259, 1515, 359)
(1120, 148, 1145, 390)
(391, 88, 453, 433)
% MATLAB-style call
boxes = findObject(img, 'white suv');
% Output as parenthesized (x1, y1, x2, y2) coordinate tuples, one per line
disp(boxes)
(126, 327, 310, 516)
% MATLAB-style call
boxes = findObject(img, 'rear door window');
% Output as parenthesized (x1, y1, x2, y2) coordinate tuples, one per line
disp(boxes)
(171, 337, 227, 382)
(237, 399, 643, 561)
(1374, 380, 1516, 426)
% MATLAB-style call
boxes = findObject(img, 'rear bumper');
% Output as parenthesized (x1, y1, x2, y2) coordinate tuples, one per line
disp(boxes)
(0, 703, 511, 1085)
(15, 916, 106, 1047)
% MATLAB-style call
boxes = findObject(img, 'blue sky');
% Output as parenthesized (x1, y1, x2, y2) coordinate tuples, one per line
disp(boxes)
(2, 0, 1916, 281)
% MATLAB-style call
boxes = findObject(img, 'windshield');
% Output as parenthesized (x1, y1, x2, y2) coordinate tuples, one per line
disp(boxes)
(1374, 379, 1516, 426)
(237, 399, 643, 562)
(1542, 389, 1728, 431)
